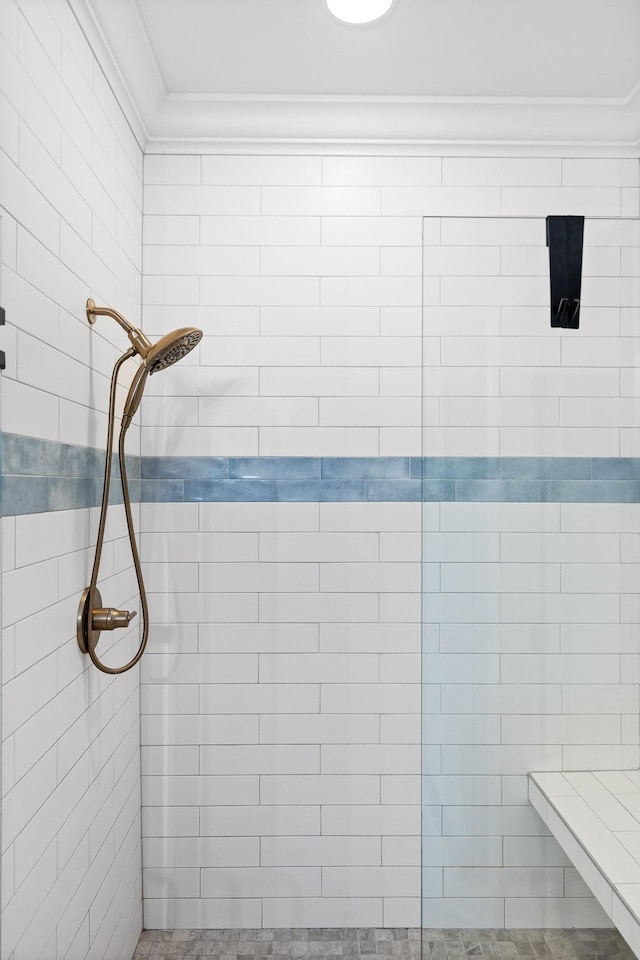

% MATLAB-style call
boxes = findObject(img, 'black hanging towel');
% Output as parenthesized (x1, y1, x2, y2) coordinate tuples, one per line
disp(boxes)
(546, 215, 584, 329)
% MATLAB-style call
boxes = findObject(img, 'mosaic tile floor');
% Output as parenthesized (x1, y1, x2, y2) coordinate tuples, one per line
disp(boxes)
(133, 928, 634, 960)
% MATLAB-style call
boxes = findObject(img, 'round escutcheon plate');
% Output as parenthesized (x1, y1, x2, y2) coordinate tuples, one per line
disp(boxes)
(77, 586, 103, 654)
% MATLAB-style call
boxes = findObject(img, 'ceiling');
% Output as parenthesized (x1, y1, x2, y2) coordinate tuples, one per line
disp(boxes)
(135, 0, 639, 99)
(73, 0, 640, 153)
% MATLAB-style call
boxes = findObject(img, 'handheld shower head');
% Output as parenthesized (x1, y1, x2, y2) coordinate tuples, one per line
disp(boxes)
(122, 327, 203, 425)
(85, 300, 202, 427)
(148, 328, 204, 375)
(79, 301, 203, 675)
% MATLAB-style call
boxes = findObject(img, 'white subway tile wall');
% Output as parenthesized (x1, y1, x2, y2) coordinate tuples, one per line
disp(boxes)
(1, 0, 143, 956)
(140, 500, 423, 929)
(140, 152, 639, 929)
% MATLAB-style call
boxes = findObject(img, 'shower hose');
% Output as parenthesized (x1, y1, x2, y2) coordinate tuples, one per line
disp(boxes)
(81, 347, 149, 674)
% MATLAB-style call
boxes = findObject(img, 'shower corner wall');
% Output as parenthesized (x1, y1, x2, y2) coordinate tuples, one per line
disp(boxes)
(0, 0, 144, 955)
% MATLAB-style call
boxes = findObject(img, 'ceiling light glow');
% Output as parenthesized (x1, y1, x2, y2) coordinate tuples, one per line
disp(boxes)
(326, 0, 396, 25)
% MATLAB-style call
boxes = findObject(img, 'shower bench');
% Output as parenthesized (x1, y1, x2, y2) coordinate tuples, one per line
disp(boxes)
(528, 770, 640, 954)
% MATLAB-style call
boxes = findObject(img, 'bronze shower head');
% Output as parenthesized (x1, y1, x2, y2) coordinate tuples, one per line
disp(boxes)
(147, 328, 204, 375)
(123, 327, 203, 425)
(86, 299, 202, 427)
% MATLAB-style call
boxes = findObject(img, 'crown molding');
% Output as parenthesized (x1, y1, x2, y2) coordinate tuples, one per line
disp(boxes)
(145, 90, 640, 157)
(68, 0, 162, 149)
(75, 0, 640, 157)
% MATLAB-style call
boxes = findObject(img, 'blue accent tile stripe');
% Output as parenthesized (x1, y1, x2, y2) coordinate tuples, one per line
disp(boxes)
(6, 433, 640, 513)
(142, 459, 640, 505)
(1, 433, 141, 516)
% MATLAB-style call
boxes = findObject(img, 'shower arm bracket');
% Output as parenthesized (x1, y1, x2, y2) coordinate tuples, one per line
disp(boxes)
(86, 297, 153, 358)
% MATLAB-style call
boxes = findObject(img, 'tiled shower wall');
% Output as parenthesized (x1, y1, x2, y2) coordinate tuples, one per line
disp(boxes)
(420, 215, 640, 927)
(140, 153, 640, 929)
(0, 1, 143, 957)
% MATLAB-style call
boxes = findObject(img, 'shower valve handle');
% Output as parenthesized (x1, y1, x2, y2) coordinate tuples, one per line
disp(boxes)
(91, 607, 137, 631)
(77, 587, 138, 658)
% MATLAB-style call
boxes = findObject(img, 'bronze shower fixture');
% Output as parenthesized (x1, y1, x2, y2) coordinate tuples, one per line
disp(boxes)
(77, 299, 202, 674)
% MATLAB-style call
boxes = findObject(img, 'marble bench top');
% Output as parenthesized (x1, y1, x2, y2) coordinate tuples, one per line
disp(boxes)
(529, 770, 640, 956)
